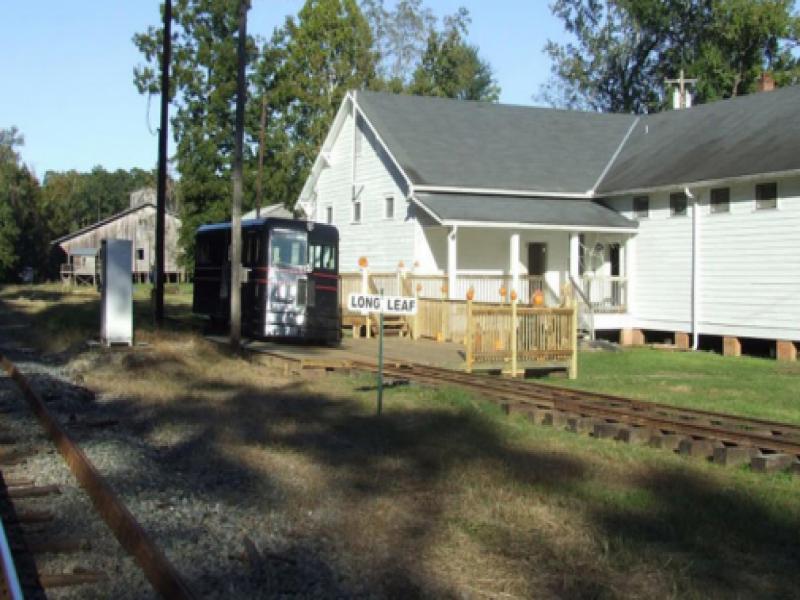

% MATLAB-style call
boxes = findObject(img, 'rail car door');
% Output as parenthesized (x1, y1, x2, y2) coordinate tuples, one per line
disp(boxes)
(267, 228, 308, 336)
(241, 228, 262, 335)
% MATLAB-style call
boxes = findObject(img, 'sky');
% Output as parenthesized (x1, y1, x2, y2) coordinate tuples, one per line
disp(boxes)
(0, 1, 568, 177)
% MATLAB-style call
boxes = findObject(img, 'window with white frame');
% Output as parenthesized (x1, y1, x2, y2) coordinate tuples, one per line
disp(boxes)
(352, 200, 362, 223)
(710, 187, 730, 214)
(325, 205, 333, 224)
(755, 182, 777, 210)
(633, 195, 649, 219)
(354, 128, 363, 157)
(670, 191, 687, 216)
(384, 195, 394, 219)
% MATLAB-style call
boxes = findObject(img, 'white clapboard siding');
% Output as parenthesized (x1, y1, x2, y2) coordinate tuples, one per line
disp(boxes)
(607, 176, 800, 340)
(312, 109, 415, 273)
(696, 177, 800, 339)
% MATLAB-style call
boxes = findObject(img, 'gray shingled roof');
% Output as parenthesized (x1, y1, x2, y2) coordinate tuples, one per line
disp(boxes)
(597, 84, 800, 193)
(356, 90, 636, 195)
(416, 193, 637, 229)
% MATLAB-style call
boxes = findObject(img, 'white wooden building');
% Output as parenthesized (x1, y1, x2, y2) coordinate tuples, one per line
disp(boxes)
(297, 86, 800, 357)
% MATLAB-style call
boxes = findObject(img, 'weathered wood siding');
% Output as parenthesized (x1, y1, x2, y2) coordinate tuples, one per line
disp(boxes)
(58, 205, 183, 275)
(607, 174, 800, 341)
(310, 104, 415, 273)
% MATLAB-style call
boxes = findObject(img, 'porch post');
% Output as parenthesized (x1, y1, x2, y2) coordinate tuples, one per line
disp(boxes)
(624, 235, 636, 314)
(569, 232, 581, 283)
(447, 226, 457, 300)
(509, 232, 520, 296)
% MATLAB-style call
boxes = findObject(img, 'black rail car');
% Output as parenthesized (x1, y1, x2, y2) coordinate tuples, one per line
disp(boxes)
(193, 217, 340, 343)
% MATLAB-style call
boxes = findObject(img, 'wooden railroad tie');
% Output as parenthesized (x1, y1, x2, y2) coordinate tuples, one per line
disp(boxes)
(750, 453, 798, 473)
(713, 445, 759, 467)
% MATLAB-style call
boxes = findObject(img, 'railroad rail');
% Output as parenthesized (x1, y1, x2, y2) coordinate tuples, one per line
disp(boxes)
(0, 353, 198, 599)
(347, 360, 800, 472)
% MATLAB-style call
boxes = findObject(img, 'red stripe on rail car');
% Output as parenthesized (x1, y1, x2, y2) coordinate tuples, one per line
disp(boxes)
(312, 272, 338, 280)
(316, 285, 338, 292)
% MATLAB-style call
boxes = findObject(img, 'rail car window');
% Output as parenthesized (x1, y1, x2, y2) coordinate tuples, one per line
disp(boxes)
(244, 232, 262, 266)
(270, 229, 307, 268)
(196, 236, 226, 266)
(309, 243, 337, 272)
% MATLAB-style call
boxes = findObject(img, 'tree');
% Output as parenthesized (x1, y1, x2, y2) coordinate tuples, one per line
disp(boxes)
(361, 0, 436, 86)
(543, 0, 799, 113)
(133, 0, 258, 270)
(409, 9, 500, 102)
(255, 0, 377, 205)
(0, 127, 43, 280)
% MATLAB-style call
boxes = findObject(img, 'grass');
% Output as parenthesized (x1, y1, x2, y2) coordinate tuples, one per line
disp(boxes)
(541, 347, 800, 425)
(1, 283, 799, 597)
(0, 283, 197, 353)
(73, 336, 800, 598)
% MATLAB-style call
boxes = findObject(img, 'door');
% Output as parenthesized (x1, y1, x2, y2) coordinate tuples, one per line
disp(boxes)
(609, 243, 621, 306)
(527, 243, 547, 277)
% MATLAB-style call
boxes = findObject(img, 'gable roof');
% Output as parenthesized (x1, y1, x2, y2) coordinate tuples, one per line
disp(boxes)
(52, 203, 180, 245)
(597, 84, 800, 194)
(356, 90, 637, 196)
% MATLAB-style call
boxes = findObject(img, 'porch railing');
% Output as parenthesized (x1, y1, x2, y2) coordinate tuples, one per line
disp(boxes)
(581, 275, 627, 313)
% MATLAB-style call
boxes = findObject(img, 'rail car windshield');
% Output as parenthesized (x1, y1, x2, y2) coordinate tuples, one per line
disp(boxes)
(270, 228, 307, 269)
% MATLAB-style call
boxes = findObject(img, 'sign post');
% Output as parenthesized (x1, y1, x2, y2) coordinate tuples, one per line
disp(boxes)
(347, 291, 418, 415)
(377, 290, 384, 416)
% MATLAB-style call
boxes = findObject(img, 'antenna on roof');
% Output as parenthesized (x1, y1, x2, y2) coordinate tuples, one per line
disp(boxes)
(665, 69, 698, 110)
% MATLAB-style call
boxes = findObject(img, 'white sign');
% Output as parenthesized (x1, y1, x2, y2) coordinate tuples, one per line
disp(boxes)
(348, 293, 418, 316)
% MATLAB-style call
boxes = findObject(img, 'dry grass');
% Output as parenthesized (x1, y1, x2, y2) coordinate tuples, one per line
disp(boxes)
(3, 285, 798, 597)
(70, 332, 800, 600)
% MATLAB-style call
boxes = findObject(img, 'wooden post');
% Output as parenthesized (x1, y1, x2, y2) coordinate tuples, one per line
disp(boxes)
(510, 295, 518, 377)
(569, 297, 578, 380)
(413, 283, 421, 340)
(465, 289, 474, 372)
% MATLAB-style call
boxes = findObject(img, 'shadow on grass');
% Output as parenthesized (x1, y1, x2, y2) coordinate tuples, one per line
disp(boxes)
(1, 294, 799, 598)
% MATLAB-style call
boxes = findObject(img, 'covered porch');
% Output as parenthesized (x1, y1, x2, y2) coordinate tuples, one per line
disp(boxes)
(411, 192, 638, 316)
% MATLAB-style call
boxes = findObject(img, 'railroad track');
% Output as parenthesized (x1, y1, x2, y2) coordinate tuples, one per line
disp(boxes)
(348, 360, 800, 473)
(0, 354, 197, 599)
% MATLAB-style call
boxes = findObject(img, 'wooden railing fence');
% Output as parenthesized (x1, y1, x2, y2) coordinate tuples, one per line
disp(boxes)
(465, 299, 577, 378)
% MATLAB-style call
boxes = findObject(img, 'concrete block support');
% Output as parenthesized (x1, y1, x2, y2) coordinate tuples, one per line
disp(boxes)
(776, 340, 797, 362)
(675, 332, 690, 350)
(723, 336, 741, 357)
(620, 328, 645, 346)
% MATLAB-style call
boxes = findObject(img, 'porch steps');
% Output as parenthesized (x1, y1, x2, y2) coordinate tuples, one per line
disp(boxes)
(371, 316, 408, 337)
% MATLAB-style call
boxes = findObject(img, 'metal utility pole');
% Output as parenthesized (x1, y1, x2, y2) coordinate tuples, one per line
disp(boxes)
(230, 0, 249, 348)
(155, 0, 172, 326)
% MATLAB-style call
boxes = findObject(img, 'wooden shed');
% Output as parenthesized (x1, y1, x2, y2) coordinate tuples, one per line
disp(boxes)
(52, 203, 184, 285)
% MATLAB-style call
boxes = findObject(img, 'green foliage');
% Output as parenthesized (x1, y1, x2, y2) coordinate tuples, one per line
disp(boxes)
(0, 127, 43, 279)
(408, 9, 500, 102)
(544, 0, 800, 113)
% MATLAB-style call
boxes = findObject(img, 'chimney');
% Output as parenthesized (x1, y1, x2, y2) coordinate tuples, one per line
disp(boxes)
(758, 72, 775, 92)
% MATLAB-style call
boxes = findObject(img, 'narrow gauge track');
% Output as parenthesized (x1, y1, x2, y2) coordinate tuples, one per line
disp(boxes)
(349, 360, 800, 460)
(0, 353, 197, 600)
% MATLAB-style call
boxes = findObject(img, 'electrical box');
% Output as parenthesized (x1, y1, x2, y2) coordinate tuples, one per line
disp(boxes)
(99, 239, 133, 346)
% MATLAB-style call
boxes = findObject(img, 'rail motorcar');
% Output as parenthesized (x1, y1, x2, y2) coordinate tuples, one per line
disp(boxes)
(192, 217, 340, 344)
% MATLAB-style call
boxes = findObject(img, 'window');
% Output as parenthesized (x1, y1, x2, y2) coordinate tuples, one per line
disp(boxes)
(325, 205, 333, 224)
(710, 187, 730, 214)
(756, 182, 777, 210)
(384, 196, 394, 219)
(355, 129, 363, 157)
(670, 192, 687, 216)
(633, 196, 649, 218)
(270, 229, 307, 268)
(136, 248, 145, 261)
(352, 200, 362, 223)
(309, 243, 337, 272)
